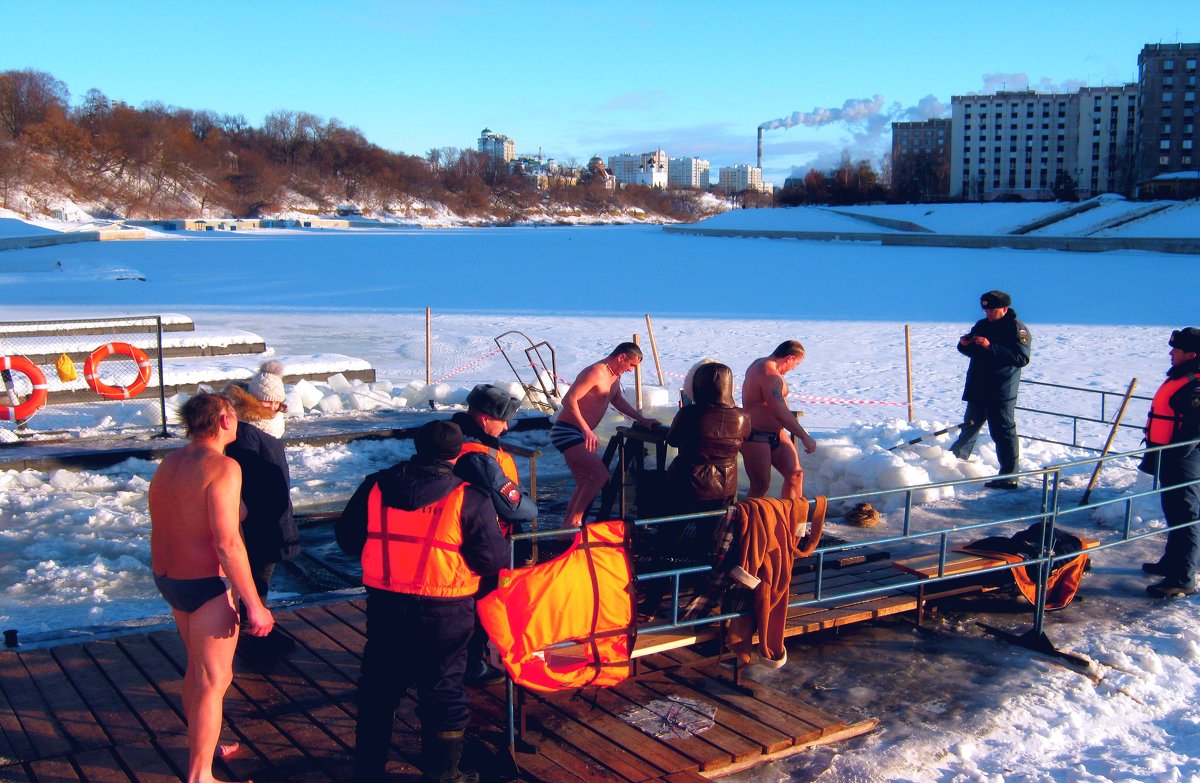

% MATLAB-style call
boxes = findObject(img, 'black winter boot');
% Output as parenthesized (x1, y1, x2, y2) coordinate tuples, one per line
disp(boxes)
(421, 731, 479, 783)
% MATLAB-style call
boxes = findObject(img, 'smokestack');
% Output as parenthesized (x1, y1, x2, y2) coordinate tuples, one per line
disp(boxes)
(757, 127, 763, 171)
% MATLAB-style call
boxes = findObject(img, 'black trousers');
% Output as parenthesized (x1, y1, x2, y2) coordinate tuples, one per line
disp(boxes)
(950, 397, 1019, 476)
(1159, 445, 1200, 587)
(353, 587, 474, 782)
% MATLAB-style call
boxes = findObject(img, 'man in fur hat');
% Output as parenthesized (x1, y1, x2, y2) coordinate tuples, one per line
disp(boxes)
(948, 290, 1032, 490)
(1141, 327, 1200, 598)
(224, 360, 299, 659)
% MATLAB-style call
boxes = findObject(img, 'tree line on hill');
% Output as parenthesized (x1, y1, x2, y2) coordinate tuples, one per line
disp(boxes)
(0, 69, 712, 222)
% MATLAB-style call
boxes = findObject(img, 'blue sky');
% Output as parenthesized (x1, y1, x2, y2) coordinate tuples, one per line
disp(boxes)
(2, 1, 1196, 183)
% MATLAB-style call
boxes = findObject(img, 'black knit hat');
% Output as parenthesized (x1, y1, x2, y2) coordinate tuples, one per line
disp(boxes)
(415, 420, 463, 460)
(980, 290, 1012, 309)
(467, 384, 521, 422)
(1170, 327, 1200, 354)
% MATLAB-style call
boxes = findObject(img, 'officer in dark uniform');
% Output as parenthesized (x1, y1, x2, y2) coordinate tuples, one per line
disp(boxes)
(1141, 327, 1200, 598)
(450, 384, 538, 687)
(948, 290, 1032, 489)
(337, 421, 507, 783)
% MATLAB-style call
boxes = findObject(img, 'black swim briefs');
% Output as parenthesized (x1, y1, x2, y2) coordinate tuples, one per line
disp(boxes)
(747, 428, 782, 451)
(154, 573, 229, 614)
(549, 421, 587, 453)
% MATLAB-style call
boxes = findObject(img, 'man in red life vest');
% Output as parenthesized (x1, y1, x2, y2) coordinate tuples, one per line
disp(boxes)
(336, 421, 508, 783)
(1141, 327, 1200, 598)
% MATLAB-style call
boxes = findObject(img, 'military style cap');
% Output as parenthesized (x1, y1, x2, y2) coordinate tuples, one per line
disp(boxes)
(980, 290, 1012, 309)
(1170, 327, 1200, 353)
(467, 384, 522, 422)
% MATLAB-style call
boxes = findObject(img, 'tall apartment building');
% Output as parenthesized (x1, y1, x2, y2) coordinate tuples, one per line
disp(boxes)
(667, 156, 711, 189)
(478, 128, 515, 162)
(1135, 43, 1200, 183)
(608, 149, 668, 188)
(1076, 85, 1139, 198)
(890, 119, 951, 199)
(717, 164, 766, 193)
(950, 91, 1080, 200)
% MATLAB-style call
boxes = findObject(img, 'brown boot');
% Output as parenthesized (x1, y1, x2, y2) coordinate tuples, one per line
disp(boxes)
(421, 731, 479, 783)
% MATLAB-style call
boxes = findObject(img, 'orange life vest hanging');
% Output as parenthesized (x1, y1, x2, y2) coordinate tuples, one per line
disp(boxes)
(477, 519, 635, 693)
(361, 482, 478, 598)
(1146, 374, 1200, 445)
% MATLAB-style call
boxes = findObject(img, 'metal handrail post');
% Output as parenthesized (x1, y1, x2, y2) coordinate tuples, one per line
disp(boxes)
(902, 490, 913, 536)
(1032, 470, 1060, 636)
(155, 316, 168, 438)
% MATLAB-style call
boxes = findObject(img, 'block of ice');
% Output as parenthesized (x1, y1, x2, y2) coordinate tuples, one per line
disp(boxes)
(284, 392, 305, 418)
(293, 378, 324, 409)
(327, 373, 353, 393)
(317, 394, 344, 414)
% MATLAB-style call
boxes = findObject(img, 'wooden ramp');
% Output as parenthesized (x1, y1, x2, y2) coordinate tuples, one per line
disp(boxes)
(0, 598, 870, 783)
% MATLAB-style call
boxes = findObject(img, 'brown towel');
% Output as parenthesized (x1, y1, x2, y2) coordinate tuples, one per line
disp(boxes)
(725, 497, 826, 667)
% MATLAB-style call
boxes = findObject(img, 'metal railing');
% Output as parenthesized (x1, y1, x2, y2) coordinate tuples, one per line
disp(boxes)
(1, 314, 170, 437)
(1016, 377, 1150, 452)
(505, 437, 1199, 697)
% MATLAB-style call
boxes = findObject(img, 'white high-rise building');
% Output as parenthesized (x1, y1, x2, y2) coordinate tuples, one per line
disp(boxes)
(668, 157, 711, 189)
(477, 128, 515, 162)
(717, 164, 765, 193)
(950, 91, 1080, 200)
(607, 149, 668, 188)
(1075, 85, 1139, 198)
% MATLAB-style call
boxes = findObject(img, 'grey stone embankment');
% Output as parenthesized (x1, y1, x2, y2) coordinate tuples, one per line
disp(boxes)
(0, 229, 146, 251)
(661, 224, 1200, 255)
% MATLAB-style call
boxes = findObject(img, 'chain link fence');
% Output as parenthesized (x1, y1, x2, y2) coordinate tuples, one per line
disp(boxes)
(0, 315, 169, 437)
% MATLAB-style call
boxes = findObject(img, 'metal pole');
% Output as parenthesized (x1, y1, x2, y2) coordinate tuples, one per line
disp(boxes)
(644, 314, 665, 386)
(425, 307, 432, 386)
(156, 316, 168, 438)
(905, 324, 914, 422)
(632, 334, 642, 410)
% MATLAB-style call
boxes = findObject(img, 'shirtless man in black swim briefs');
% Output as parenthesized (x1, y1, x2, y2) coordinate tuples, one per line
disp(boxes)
(149, 393, 274, 783)
(740, 340, 817, 499)
(554, 342, 659, 528)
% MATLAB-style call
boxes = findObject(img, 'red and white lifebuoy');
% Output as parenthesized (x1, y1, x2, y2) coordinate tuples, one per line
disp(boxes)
(84, 342, 153, 400)
(0, 356, 48, 421)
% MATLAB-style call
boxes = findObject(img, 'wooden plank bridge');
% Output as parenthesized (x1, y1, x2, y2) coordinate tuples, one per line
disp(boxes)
(0, 597, 873, 783)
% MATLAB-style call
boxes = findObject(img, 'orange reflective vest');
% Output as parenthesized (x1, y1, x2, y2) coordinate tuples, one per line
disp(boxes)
(477, 520, 635, 693)
(460, 440, 521, 536)
(1146, 374, 1200, 445)
(361, 483, 478, 598)
(460, 440, 519, 484)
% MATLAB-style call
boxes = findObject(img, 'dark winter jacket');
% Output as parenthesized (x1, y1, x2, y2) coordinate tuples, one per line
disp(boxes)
(666, 363, 751, 507)
(335, 456, 508, 581)
(958, 309, 1032, 402)
(449, 411, 538, 527)
(224, 384, 299, 566)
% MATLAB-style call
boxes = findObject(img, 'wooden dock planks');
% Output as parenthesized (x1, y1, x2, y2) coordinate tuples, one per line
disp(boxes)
(0, 596, 863, 782)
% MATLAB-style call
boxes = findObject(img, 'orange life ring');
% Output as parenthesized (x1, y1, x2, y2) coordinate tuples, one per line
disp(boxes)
(0, 356, 48, 421)
(84, 342, 153, 400)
